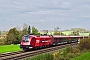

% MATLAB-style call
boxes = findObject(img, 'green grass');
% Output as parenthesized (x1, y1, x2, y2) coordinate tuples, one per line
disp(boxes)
(70, 52, 90, 60)
(0, 44, 21, 54)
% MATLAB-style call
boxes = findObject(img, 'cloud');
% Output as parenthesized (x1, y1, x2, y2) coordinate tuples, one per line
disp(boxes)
(40, 20, 45, 22)
(61, 2, 71, 8)
(0, 0, 90, 30)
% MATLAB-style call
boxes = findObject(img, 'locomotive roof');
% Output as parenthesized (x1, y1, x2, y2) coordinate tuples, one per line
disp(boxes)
(53, 35, 89, 38)
(24, 34, 90, 38)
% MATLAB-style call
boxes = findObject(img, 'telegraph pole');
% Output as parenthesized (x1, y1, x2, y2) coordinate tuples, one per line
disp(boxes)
(60, 28, 61, 35)
(82, 31, 84, 39)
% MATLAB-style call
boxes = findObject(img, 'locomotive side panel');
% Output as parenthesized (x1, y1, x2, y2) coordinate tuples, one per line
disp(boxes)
(34, 37, 41, 47)
(40, 37, 52, 46)
(33, 36, 53, 48)
(30, 37, 36, 48)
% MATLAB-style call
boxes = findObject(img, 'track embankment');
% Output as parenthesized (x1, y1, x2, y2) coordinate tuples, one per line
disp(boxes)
(0, 43, 78, 60)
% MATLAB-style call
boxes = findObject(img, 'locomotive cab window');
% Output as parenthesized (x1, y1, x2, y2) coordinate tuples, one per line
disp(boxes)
(22, 35, 30, 42)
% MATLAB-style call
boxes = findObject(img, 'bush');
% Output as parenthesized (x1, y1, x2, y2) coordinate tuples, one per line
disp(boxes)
(25, 53, 54, 60)
(25, 46, 82, 60)
(65, 46, 73, 53)
(54, 48, 69, 60)
(78, 38, 90, 50)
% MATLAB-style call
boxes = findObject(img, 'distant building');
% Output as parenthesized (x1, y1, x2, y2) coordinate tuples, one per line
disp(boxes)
(0, 31, 8, 39)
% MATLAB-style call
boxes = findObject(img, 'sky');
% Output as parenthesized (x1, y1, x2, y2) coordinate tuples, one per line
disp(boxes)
(0, 0, 90, 31)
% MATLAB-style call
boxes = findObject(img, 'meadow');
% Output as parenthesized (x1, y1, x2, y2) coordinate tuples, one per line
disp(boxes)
(0, 44, 21, 54)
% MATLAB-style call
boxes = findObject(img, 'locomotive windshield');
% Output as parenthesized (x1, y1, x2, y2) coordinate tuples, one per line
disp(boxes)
(22, 35, 30, 42)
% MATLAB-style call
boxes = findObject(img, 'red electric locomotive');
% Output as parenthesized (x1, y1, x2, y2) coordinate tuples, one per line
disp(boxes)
(20, 35, 53, 51)
(20, 35, 89, 51)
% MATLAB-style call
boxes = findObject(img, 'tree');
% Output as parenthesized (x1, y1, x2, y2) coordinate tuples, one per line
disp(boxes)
(32, 26, 39, 35)
(54, 27, 60, 32)
(70, 28, 87, 36)
(18, 28, 28, 42)
(71, 28, 87, 32)
(0, 31, 1, 36)
(0, 39, 5, 45)
(18, 23, 29, 42)
(23, 23, 28, 29)
(53, 27, 61, 35)
(6, 28, 20, 44)
(22, 23, 28, 35)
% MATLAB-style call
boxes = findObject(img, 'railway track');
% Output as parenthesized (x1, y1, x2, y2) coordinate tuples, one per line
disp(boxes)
(0, 43, 78, 60)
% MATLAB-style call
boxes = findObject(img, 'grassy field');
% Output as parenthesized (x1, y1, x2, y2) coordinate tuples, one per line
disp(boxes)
(0, 44, 21, 54)
(70, 52, 90, 60)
